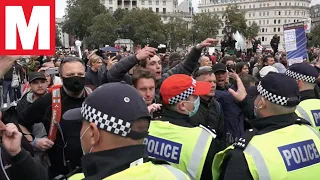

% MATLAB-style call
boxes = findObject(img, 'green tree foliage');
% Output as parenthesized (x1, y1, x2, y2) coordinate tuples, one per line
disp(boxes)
(224, 5, 260, 38)
(119, 8, 166, 45)
(224, 5, 247, 35)
(62, 0, 106, 40)
(113, 8, 127, 22)
(164, 17, 189, 49)
(246, 21, 260, 38)
(309, 24, 320, 47)
(86, 13, 118, 46)
(190, 13, 222, 43)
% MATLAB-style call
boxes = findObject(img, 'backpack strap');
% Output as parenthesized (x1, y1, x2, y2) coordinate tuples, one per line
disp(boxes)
(48, 88, 62, 142)
(234, 128, 258, 150)
(84, 86, 92, 95)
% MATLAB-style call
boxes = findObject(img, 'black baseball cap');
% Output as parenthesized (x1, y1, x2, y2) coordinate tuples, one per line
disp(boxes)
(212, 63, 227, 73)
(28, 72, 47, 83)
(63, 82, 151, 139)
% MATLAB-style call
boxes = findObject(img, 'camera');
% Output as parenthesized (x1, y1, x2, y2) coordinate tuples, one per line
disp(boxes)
(227, 64, 235, 72)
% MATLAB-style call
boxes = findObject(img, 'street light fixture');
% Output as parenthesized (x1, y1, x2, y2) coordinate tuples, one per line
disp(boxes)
(225, 20, 232, 34)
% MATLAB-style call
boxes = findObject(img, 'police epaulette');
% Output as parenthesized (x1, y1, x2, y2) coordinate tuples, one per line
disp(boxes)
(234, 128, 258, 150)
(148, 158, 170, 165)
(199, 123, 217, 139)
(294, 117, 310, 126)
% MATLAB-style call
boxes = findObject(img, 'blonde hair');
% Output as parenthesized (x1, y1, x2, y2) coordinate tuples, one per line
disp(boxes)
(88, 54, 102, 67)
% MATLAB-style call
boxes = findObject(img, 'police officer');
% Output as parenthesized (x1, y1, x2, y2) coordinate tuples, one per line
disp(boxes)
(63, 82, 189, 180)
(213, 72, 320, 180)
(145, 74, 226, 180)
(285, 63, 320, 133)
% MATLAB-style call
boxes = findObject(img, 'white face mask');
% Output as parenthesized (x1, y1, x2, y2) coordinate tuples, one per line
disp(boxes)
(80, 126, 100, 155)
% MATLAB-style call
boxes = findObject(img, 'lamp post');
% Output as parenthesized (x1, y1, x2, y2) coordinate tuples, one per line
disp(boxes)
(167, 36, 171, 51)
(75, 40, 82, 59)
(225, 20, 232, 35)
(146, 38, 150, 46)
(182, 38, 186, 50)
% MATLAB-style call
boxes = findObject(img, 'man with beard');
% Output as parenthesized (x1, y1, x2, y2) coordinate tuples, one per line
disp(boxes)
(18, 57, 91, 178)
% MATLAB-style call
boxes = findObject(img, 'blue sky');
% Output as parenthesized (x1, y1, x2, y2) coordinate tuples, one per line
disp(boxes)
(55, 0, 320, 18)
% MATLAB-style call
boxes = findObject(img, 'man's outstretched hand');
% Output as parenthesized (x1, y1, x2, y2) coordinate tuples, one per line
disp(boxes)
(0, 56, 21, 77)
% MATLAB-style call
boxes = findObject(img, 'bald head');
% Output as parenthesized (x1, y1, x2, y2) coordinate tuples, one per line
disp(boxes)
(199, 56, 212, 67)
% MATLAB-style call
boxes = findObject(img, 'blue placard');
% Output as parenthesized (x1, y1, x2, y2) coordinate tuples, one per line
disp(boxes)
(144, 135, 182, 164)
(311, 110, 320, 126)
(283, 22, 307, 65)
(278, 139, 320, 171)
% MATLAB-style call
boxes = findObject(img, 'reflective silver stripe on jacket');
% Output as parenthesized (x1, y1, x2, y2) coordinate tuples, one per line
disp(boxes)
(163, 164, 188, 180)
(296, 105, 313, 124)
(52, 88, 60, 98)
(305, 125, 320, 139)
(187, 128, 213, 180)
(244, 143, 271, 180)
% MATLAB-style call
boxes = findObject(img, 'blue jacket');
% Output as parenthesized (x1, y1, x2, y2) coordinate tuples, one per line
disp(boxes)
(215, 89, 245, 144)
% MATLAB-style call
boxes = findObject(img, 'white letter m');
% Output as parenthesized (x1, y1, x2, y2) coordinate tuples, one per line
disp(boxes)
(5, 6, 50, 50)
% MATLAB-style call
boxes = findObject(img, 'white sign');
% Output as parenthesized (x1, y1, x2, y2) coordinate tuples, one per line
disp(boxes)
(284, 29, 297, 52)
(304, 18, 312, 33)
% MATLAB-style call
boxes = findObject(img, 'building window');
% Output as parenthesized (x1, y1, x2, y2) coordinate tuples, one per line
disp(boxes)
(163, 1, 166, 5)
(141, 0, 145, 5)
(279, 11, 281, 15)
(279, 2, 281, 6)
(263, 12, 265, 16)
(163, 8, 166, 14)
(263, 20, 265, 24)
(267, 20, 269, 24)
(266, 28, 268, 32)
(274, 28, 276, 32)
(262, 37, 265, 41)
(278, 19, 280, 24)
(278, 27, 280, 32)
(249, 13, 251, 17)
(267, 12, 269, 16)
(265, 37, 267, 42)
(259, 12, 261, 16)
(156, 1, 159, 5)
(109, 0, 112, 4)
(262, 28, 264, 32)
(109, 7, 113, 11)
(249, 21, 251, 25)
(149, 0, 152, 5)
(253, 4, 255, 8)
(156, 8, 159, 13)
(259, 20, 261, 25)
(274, 20, 276, 24)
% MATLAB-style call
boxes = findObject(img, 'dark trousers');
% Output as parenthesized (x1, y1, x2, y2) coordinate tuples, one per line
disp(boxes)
(2, 81, 14, 103)
(14, 84, 22, 100)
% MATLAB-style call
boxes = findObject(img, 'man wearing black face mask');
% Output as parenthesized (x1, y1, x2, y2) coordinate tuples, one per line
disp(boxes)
(18, 57, 92, 179)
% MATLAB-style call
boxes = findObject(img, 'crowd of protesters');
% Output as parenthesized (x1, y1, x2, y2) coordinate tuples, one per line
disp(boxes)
(0, 37, 320, 180)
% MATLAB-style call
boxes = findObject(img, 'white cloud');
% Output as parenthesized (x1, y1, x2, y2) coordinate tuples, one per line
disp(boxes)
(311, 0, 320, 6)
(56, 0, 67, 18)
